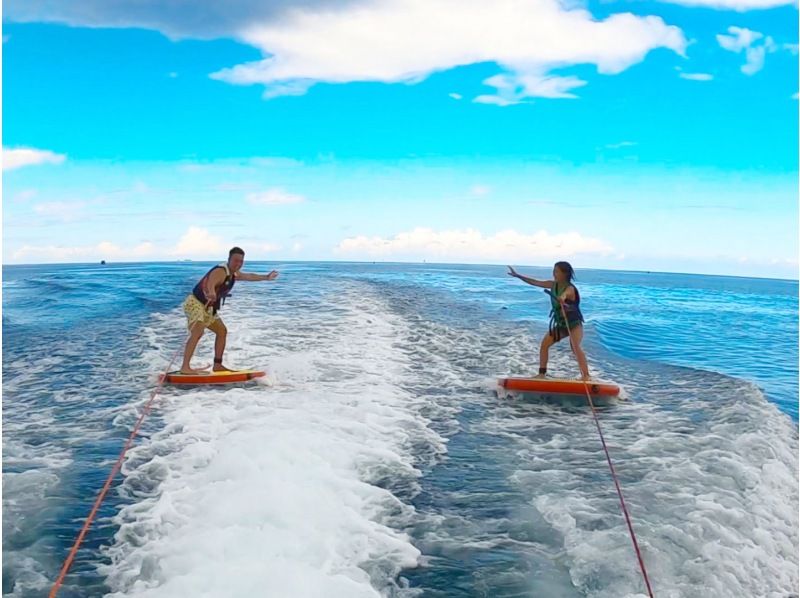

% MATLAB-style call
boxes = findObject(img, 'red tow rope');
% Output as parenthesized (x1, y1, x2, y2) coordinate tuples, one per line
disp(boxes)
(558, 299, 655, 597)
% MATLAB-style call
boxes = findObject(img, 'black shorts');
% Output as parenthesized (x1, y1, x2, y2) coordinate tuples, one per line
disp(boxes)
(550, 322, 582, 343)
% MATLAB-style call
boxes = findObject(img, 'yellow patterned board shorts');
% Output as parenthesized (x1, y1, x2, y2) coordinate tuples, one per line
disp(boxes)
(182, 294, 220, 330)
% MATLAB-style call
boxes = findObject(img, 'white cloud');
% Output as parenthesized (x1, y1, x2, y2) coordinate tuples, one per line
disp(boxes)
(133, 242, 156, 256)
(4, 147, 66, 171)
(210, 0, 685, 102)
(793, 92, 799, 100)
(680, 72, 714, 81)
(335, 227, 614, 262)
(9, 230, 264, 263)
(246, 188, 307, 205)
(717, 26, 763, 52)
(473, 95, 518, 107)
(740, 46, 769, 74)
(10, 240, 158, 263)
(292, 242, 304, 252)
(716, 27, 777, 75)
(605, 141, 638, 149)
(660, 0, 792, 9)
(260, 79, 315, 100)
(172, 226, 226, 256)
(770, 257, 799, 267)
(475, 72, 588, 105)
(449, 92, 463, 100)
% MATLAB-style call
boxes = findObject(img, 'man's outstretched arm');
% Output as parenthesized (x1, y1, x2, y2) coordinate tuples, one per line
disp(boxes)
(236, 270, 279, 281)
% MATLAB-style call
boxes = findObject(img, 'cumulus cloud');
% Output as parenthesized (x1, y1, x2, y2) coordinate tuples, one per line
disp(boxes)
(246, 188, 307, 205)
(717, 27, 777, 75)
(7, 229, 283, 263)
(133, 242, 156, 256)
(212, 0, 685, 102)
(172, 226, 226, 256)
(335, 227, 613, 262)
(4, 147, 66, 171)
(5, 0, 686, 103)
(680, 72, 714, 81)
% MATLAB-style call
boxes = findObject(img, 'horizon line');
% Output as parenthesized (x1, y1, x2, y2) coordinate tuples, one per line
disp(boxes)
(2, 258, 798, 283)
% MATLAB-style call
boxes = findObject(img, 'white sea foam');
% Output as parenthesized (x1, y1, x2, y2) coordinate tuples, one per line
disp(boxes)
(100, 282, 443, 597)
(488, 374, 798, 597)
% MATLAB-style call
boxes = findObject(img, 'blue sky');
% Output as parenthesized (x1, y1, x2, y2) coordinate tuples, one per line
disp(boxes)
(3, 0, 798, 278)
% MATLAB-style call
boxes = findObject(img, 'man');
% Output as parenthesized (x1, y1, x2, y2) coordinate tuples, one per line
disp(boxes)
(180, 246, 278, 374)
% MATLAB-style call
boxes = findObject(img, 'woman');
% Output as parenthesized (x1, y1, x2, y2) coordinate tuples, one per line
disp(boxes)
(507, 262, 590, 380)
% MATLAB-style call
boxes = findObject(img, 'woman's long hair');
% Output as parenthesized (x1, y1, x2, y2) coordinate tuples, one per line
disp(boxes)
(554, 261, 576, 283)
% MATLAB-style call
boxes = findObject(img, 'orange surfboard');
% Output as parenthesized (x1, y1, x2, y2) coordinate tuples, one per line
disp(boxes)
(498, 377, 620, 397)
(163, 369, 266, 385)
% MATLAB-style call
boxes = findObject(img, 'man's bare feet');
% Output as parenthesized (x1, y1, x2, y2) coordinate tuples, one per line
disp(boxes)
(212, 364, 234, 372)
(179, 367, 208, 375)
(534, 373, 547, 379)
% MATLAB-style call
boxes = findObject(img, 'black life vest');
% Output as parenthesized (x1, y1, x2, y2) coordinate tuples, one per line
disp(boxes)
(192, 263, 235, 314)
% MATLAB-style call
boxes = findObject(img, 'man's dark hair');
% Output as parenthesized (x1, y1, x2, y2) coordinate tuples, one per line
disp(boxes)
(229, 247, 245, 258)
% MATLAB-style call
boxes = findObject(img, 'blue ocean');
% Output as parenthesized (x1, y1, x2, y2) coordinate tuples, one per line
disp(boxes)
(3, 261, 798, 597)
